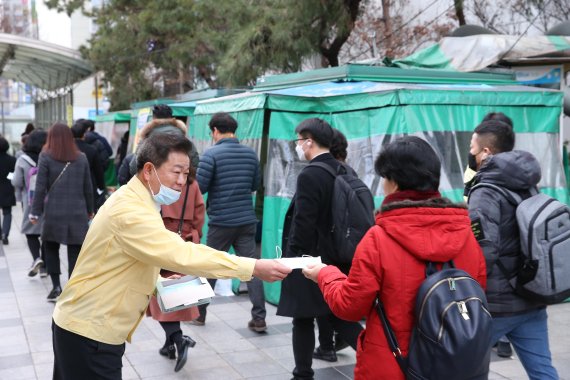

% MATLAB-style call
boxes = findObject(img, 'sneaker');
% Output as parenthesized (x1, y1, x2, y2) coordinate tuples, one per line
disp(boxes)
(247, 319, 267, 333)
(497, 341, 513, 358)
(47, 286, 62, 302)
(39, 267, 48, 278)
(313, 346, 337, 362)
(28, 258, 44, 277)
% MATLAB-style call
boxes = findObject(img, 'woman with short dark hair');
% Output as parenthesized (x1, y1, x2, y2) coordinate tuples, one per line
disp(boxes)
(30, 123, 94, 301)
(303, 136, 487, 379)
(0, 136, 16, 245)
(12, 129, 48, 276)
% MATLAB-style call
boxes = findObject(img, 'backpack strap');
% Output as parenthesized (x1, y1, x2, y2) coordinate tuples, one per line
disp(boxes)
(468, 182, 523, 205)
(21, 154, 36, 167)
(309, 162, 337, 177)
(374, 295, 408, 374)
(177, 180, 192, 237)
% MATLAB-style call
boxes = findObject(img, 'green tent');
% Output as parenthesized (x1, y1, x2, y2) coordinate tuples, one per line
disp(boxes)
(190, 68, 567, 305)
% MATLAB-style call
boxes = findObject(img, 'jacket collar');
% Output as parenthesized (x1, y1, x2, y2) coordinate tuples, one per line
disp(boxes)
(380, 197, 466, 214)
(215, 137, 239, 145)
(129, 176, 160, 211)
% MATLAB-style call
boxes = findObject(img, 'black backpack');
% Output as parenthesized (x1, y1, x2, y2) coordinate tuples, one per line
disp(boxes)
(310, 162, 375, 264)
(375, 261, 492, 380)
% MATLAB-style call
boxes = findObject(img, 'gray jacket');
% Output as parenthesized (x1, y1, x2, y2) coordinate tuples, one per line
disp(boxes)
(468, 150, 544, 315)
(31, 153, 93, 245)
(11, 154, 43, 235)
(197, 138, 260, 227)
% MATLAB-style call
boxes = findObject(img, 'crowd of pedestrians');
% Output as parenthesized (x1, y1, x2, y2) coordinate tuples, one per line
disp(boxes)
(0, 108, 562, 380)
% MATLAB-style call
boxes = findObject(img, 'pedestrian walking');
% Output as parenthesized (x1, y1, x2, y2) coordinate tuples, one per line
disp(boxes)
(0, 136, 16, 245)
(29, 123, 94, 302)
(11, 130, 48, 276)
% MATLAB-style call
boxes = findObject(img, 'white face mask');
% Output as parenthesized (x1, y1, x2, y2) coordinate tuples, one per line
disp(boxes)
(296, 140, 308, 161)
(148, 166, 181, 206)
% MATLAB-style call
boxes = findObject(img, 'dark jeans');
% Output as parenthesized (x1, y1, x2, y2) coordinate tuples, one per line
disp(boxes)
(44, 241, 81, 279)
(0, 206, 12, 238)
(52, 321, 125, 380)
(198, 223, 266, 321)
(292, 315, 362, 379)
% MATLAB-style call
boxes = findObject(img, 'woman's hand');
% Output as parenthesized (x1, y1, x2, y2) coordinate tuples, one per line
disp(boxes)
(167, 274, 182, 280)
(302, 263, 327, 283)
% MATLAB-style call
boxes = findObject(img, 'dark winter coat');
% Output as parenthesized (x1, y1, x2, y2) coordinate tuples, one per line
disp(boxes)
(277, 153, 345, 318)
(318, 197, 487, 380)
(0, 152, 16, 207)
(468, 150, 545, 315)
(76, 139, 105, 193)
(197, 138, 260, 227)
(31, 152, 93, 245)
(85, 131, 112, 170)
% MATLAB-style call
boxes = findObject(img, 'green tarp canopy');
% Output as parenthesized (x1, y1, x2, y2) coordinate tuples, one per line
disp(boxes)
(191, 77, 567, 305)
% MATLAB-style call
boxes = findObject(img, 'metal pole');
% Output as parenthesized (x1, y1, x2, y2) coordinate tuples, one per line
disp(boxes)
(94, 75, 99, 116)
(1, 101, 5, 136)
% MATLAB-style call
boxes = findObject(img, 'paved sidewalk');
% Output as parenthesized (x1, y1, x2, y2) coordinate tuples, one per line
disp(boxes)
(1, 207, 569, 379)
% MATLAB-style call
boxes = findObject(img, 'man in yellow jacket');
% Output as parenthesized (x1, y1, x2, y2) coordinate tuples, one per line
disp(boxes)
(52, 133, 291, 379)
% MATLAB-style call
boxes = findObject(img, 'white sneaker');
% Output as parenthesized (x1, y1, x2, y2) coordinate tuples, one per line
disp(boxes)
(28, 258, 44, 277)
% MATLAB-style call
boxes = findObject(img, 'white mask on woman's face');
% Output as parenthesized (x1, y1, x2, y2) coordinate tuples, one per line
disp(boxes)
(296, 140, 309, 161)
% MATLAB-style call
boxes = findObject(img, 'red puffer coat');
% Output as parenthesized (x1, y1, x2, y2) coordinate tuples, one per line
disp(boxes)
(318, 198, 486, 380)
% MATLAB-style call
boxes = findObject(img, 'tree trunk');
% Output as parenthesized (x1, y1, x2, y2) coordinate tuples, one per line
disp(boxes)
(454, 0, 466, 26)
(320, 0, 361, 67)
(381, 0, 393, 52)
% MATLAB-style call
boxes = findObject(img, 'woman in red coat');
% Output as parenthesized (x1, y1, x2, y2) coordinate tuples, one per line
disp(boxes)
(146, 166, 205, 372)
(303, 136, 487, 380)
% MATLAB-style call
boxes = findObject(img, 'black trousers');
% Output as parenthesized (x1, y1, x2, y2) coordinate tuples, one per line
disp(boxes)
(44, 241, 81, 278)
(52, 321, 125, 380)
(292, 314, 363, 379)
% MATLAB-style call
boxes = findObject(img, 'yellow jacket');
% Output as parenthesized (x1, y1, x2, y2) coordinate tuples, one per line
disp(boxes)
(53, 176, 256, 345)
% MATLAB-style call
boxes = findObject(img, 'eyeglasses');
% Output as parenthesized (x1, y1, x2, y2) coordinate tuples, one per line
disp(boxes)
(293, 138, 308, 144)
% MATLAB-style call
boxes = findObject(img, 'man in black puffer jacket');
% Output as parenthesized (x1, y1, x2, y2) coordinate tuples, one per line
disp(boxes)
(195, 112, 265, 332)
(468, 119, 558, 380)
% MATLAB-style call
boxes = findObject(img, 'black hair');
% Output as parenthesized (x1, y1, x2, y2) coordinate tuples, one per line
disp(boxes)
(22, 123, 35, 136)
(153, 104, 173, 119)
(375, 136, 440, 191)
(481, 112, 513, 129)
(136, 133, 192, 172)
(71, 121, 88, 138)
(0, 137, 8, 153)
(474, 120, 515, 153)
(294, 118, 333, 148)
(209, 112, 237, 134)
(74, 118, 96, 132)
(23, 129, 47, 153)
(330, 129, 348, 161)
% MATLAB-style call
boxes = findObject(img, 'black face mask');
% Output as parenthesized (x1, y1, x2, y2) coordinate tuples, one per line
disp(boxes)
(468, 153, 478, 171)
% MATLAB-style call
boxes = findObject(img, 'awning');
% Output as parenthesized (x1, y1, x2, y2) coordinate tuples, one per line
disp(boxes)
(0, 33, 93, 90)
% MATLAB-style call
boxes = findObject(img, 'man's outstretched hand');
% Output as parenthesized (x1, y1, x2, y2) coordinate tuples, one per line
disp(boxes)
(253, 259, 292, 282)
